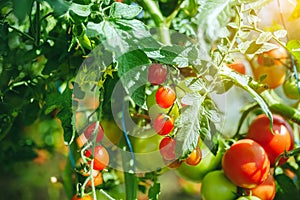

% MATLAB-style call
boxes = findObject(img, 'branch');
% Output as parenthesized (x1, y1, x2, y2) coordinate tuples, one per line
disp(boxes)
(260, 91, 300, 124)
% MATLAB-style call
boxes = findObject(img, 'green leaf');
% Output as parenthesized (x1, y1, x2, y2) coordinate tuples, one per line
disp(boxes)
(195, 0, 234, 42)
(287, 40, 300, 68)
(275, 174, 299, 200)
(175, 93, 205, 158)
(12, 0, 33, 23)
(45, 88, 73, 144)
(110, 2, 143, 20)
(45, 0, 70, 16)
(117, 50, 150, 106)
(256, 32, 273, 44)
(148, 182, 160, 200)
(245, 41, 263, 54)
(274, 30, 287, 39)
(69, 2, 91, 17)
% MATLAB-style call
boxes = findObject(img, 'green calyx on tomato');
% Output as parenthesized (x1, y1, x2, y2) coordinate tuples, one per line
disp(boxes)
(176, 140, 224, 183)
(201, 170, 238, 200)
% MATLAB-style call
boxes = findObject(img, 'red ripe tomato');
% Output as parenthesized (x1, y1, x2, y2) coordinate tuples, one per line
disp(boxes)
(246, 173, 276, 200)
(222, 139, 270, 189)
(148, 63, 168, 85)
(227, 62, 246, 74)
(257, 46, 288, 66)
(185, 147, 202, 166)
(153, 114, 174, 135)
(71, 194, 93, 200)
(77, 122, 104, 147)
(156, 86, 176, 109)
(159, 137, 176, 161)
(246, 114, 294, 166)
(85, 146, 109, 170)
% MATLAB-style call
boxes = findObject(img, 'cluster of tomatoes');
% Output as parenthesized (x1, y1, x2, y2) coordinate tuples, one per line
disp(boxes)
(147, 63, 202, 167)
(179, 114, 294, 200)
(72, 122, 109, 199)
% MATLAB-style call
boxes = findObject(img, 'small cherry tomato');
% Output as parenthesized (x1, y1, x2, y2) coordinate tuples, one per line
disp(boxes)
(159, 137, 176, 161)
(185, 147, 202, 166)
(227, 62, 246, 74)
(246, 114, 294, 166)
(222, 139, 270, 189)
(246, 173, 276, 200)
(153, 114, 174, 135)
(148, 63, 168, 85)
(77, 122, 104, 147)
(71, 194, 93, 200)
(85, 146, 109, 170)
(86, 172, 103, 187)
(156, 86, 176, 108)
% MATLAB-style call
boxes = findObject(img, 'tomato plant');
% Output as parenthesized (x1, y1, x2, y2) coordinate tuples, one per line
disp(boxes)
(246, 114, 294, 166)
(1, 0, 300, 199)
(85, 146, 110, 171)
(222, 139, 270, 189)
(201, 170, 237, 200)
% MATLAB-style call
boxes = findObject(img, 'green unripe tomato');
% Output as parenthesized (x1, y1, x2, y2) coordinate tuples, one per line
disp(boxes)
(283, 75, 300, 99)
(201, 170, 237, 200)
(130, 129, 165, 172)
(176, 141, 224, 182)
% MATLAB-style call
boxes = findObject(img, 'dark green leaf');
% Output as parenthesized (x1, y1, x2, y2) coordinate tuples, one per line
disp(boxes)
(110, 2, 143, 20)
(45, 88, 73, 144)
(12, 0, 33, 23)
(148, 182, 160, 200)
(245, 41, 263, 54)
(275, 174, 299, 200)
(45, 0, 70, 16)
